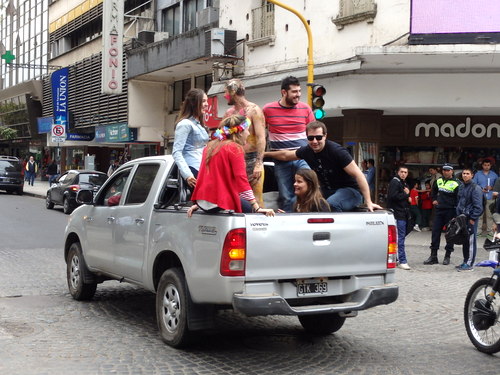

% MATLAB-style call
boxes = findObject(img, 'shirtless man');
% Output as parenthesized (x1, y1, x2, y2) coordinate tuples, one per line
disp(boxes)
(223, 79, 266, 206)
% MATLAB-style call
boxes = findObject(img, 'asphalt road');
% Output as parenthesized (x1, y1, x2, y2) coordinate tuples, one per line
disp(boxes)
(0, 193, 498, 374)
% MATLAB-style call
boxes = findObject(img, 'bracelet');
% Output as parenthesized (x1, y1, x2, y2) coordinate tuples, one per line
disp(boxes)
(252, 205, 260, 213)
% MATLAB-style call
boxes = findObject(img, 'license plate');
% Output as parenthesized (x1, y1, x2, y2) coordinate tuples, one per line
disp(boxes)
(297, 278, 328, 297)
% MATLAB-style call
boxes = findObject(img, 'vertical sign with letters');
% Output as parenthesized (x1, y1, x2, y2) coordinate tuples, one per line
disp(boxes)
(102, 0, 124, 95)
(51, 67, 69, 133)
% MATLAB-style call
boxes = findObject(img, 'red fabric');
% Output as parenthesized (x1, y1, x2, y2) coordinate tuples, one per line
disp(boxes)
(420, 191, 433, 209)
(192, 142, 252, 212)
(410, 189, 419, 206)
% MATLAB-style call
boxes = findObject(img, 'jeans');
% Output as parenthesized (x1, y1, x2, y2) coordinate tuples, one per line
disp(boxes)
(430, 208, 456, 252)
(396, 219, 408, 264)
(463, 220, 479, 266)
(48, 174, 59, 185)
(26, 171, 35, 186)
(274, 159, 310, 212)
(324, 187, 363, 212)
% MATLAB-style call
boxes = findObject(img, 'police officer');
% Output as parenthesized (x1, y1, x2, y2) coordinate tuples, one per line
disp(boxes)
(424, 163, 461, 265)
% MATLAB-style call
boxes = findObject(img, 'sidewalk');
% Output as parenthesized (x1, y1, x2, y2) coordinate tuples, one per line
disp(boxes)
(22, 178, 50, 199)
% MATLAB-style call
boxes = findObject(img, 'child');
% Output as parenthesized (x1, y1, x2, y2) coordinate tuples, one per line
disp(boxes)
(409, 180, 422, 232)
(420, 180, 433, 230)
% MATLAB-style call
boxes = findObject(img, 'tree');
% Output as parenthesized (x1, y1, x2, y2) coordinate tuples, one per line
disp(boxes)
(0, 126, 17, 140)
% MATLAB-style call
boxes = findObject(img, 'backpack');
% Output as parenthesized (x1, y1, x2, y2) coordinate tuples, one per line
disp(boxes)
(444, 214, 469, 245)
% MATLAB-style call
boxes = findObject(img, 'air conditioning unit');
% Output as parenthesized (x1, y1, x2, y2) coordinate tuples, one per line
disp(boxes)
(205, 28, 237, 58)
(197, 7, 219, 27)
(154, 32, 169, 42)
(138, 30, 155, 44)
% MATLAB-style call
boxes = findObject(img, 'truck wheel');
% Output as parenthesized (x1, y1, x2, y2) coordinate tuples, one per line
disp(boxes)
(299, 313, 346, 335)
(63, 197, 73, 214)
(67, 242, 97, 300)
(156, 268, 191, 348)
(46, 193, 54, 209)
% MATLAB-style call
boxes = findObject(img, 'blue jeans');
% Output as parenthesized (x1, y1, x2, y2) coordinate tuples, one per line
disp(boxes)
(274, 159, 310, 212)
(324, 187, 363, 212)
(26, 171, 35, 186)
(396, 219, 408, 264)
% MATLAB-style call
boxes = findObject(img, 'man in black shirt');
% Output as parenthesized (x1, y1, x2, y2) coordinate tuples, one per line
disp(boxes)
(265, 121, 381, 212)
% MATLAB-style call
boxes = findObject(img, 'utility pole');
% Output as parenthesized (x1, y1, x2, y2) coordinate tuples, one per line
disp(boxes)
(266, 0, 315, 107)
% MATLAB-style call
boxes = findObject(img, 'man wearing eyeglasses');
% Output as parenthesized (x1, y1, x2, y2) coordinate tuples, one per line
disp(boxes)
(265, 121, 381, 212)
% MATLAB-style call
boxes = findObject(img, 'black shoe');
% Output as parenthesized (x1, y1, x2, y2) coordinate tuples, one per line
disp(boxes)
(423, 256, 439, 265)
(442, 256, 450, 265)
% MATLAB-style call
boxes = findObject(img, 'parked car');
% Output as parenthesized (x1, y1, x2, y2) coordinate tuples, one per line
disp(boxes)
(46, 170, 107, 214)
(0, 156, 24, 195)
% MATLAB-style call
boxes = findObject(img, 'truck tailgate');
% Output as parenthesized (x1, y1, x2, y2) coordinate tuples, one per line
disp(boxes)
(244, 211, 393, 280)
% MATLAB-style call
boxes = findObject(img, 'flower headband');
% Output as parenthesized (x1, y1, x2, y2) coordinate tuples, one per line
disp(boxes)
(212, 117, 251, 140)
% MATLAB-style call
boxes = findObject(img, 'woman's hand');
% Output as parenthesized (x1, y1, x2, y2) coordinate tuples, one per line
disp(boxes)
(187, 204, 199, 218)
(257, 207, 275, 217)
(187, 176, 197, 188)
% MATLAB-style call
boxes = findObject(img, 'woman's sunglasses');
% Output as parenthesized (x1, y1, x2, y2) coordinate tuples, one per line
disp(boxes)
(307, 135, 324, 141)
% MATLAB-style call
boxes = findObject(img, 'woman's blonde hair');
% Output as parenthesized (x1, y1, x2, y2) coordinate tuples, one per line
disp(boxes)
(205, 115, 247, 167)
(294, 169, 330, 212)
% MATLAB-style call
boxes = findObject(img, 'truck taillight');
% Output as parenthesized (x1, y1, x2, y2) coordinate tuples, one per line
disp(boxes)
(387, 225, 397, 269)
(220, 228, 246, 277)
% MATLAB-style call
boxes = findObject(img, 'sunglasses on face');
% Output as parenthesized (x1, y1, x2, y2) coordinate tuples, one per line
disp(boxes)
(307, 135, 324, 141)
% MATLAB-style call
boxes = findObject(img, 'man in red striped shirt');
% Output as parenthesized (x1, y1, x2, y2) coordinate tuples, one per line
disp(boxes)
(263, 76, 314, 212)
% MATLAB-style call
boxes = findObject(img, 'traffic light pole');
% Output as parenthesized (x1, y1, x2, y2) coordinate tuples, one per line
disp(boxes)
(266, 0, 314, 107)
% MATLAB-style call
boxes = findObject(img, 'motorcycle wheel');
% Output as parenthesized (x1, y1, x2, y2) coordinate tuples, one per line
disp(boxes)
(464, 277, 500, 354)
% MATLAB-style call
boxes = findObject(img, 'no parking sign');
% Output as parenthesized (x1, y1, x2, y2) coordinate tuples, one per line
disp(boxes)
(51, 123, 66, 143)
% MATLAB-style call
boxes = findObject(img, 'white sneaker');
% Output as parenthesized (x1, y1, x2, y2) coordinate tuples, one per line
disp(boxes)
(398, 263, 411, 270)
(413, 225, 421, 232)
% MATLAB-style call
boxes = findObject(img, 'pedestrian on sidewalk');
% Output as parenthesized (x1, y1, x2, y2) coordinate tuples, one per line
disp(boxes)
(424, 163, 461, 266)
(46, 160, 59, 185)
(409, 180, 422, 232)
(473, 158, 498, 236)
(455, 167, 483, 271)
(387, 165, 411, 270)
(25, 156, 38, 186)
(420, 180, 433, 230)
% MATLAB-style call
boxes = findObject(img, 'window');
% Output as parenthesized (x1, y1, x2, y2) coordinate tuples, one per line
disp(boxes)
(173, 78, 191, 111)
(195, 74, 212, 93)
(161, 4, 180, 37)
(100, 170, 131, 206)
(125, 164, 159, 205)
(183, 0, 204, 32)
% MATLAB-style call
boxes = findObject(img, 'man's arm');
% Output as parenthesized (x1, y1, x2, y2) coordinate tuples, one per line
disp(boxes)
(264, 150, 299, 161)
(344, 161, 382, 212)
(248, 105, 266, 179)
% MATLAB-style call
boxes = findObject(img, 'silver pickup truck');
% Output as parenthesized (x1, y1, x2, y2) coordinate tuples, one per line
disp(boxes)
(65, 155, 398, 348)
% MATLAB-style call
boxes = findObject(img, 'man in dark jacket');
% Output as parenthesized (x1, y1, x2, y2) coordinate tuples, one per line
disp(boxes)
(424, 163, 461, 265)
(387, 165, 411, 270)
(455, 167, 483, 271)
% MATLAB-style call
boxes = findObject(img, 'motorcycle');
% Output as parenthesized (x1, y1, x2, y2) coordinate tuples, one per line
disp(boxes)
(463, 232, 500, 354)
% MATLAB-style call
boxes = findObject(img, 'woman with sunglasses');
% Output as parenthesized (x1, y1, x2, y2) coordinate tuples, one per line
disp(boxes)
(187, 115, 275, 217)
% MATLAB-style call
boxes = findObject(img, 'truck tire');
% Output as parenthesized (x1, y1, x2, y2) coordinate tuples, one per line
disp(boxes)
(156, 268, 191, 348)
(298, 313, 346, 335)
(66, 242, 97, 300)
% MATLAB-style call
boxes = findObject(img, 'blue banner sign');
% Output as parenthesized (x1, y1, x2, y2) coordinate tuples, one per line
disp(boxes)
(67, 133, 95, 141)
(37, 116, 53, 134)
(51, 67, 69, 131)
(95, 124, 137, 143)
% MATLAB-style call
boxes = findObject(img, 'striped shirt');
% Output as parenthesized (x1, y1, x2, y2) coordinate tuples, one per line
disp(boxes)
(263, 101, 314, 150)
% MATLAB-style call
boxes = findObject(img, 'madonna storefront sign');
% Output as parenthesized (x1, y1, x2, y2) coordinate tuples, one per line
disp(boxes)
(415, 117, 500, 139)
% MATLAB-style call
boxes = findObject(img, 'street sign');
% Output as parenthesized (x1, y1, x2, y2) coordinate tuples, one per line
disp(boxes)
(51, 123, 66, 143)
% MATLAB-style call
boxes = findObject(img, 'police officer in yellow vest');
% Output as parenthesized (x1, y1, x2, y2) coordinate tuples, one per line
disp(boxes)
(424, 163, 461, 265)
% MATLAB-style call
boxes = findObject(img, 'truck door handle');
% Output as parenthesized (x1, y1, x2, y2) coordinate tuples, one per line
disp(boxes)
(313, 232, 330, 241)
(107, 217, 115, 224)
(135, 218, 145, 225)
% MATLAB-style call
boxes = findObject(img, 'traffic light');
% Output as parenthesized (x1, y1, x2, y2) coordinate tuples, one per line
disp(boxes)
(311, 84, 326, 120)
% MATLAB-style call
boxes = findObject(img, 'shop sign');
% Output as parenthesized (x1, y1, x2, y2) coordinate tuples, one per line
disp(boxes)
(415, 117, 500, 139)
(205, 96, 221, 129)
(37, 116, 53, 134)
(95, 124, 137, 143)
(102, 0, 124, 95)
(51, 67, 69, 131)
(67, 133, 95, 141)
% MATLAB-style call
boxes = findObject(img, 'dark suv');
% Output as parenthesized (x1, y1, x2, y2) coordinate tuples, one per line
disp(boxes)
(0, 156, 24, 195)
